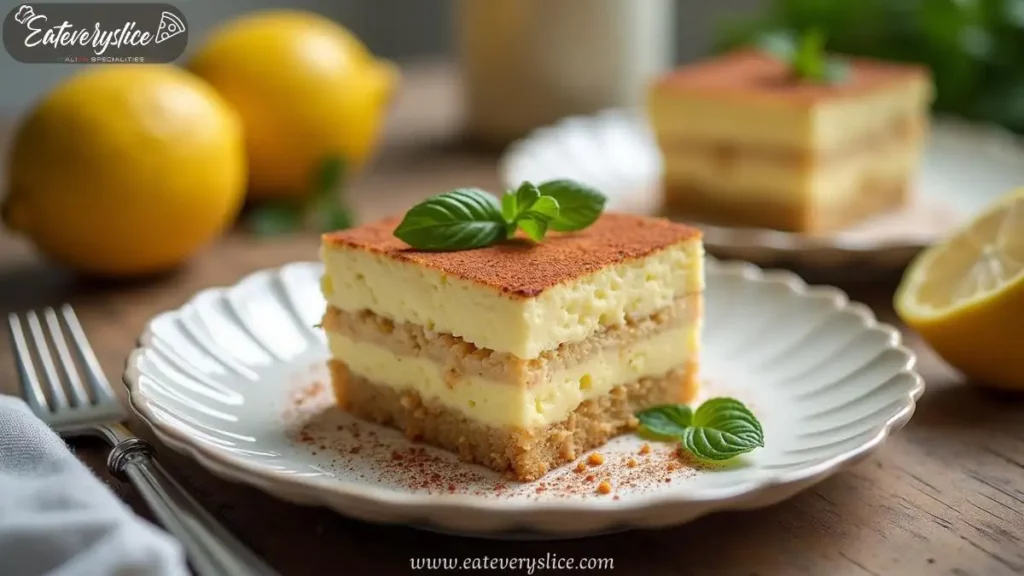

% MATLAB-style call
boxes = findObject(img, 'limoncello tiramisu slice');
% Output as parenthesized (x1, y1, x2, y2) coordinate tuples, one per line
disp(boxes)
(649, 36, 932, 233)
(319, 182, 704, 481)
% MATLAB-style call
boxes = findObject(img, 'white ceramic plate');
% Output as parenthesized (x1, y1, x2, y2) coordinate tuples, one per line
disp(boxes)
(124, 261, 923, 537)
(501, 110, 1024, 271)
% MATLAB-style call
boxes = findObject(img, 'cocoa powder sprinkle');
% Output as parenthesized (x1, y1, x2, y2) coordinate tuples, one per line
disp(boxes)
(283, 366, 700, 500)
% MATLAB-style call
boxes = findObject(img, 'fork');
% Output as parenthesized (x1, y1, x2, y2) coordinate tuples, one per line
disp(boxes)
(7, 305, 279, 576)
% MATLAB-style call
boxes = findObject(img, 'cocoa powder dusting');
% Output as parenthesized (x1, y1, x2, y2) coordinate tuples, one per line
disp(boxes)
(282, 365, 700, 500)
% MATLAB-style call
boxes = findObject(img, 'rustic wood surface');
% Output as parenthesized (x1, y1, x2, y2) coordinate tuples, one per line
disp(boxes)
(0, 63, 1022, 576)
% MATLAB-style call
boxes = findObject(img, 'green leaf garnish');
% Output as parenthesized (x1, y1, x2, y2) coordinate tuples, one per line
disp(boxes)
(247, 203, 304, 236)
(536, 179, 606, 231)
(636, 397, 764, 462)
(756, 29, 850, 85)
(392, 188, 508, 250)
(637, 404, 693, 440)
(517, 218, 548, 242)
(247, 155, 355, 237)
(393, 179, 606, 250)
(514, 181, 542, 213)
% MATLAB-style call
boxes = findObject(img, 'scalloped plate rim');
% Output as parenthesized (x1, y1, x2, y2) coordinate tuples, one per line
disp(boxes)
(122, 260, 925, 535)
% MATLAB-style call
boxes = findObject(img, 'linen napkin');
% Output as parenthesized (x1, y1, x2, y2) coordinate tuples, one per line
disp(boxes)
(0, 395, 188, 576)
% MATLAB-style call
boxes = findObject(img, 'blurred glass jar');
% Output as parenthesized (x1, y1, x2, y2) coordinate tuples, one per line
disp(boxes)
(457, 0, 675, 146)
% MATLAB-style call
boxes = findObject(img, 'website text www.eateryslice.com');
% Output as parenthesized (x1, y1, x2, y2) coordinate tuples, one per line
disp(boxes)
(410, 554, 615, 572)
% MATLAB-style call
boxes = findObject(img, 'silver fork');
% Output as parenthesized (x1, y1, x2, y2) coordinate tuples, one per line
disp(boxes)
(7, 305, 279, 576)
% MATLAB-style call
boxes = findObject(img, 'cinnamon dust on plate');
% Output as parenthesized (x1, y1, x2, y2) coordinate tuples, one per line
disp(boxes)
(284, 371, 699, 499)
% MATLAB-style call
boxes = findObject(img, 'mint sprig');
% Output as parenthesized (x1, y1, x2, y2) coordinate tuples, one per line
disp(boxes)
(637, 397, 764, 461)
(756, 29, 850, 85)
(247, 156, 354, 236)
(393, 179, 606, 251)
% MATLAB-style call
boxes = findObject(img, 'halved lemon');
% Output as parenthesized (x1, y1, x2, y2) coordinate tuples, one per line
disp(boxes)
(895, 187, 1024, 391)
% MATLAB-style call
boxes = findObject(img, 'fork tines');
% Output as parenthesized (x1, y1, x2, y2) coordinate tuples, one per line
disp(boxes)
(7, 305, 116, 413)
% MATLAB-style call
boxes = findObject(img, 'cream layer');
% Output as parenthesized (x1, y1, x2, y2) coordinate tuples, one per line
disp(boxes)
(325, 323, 699, 428)
(321, 241, 703, 359)
(662, 136, 920, 203)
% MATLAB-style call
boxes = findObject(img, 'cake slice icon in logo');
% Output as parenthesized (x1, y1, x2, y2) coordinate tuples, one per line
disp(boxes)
(155, 11, 186, 44)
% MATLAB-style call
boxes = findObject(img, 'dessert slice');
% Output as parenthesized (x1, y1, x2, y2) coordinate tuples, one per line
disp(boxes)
(648, 49, 932, 233)
(320, 213, 703, 481)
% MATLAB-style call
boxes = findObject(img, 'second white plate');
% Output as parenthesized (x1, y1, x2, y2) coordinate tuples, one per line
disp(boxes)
(501, 110, 1024, 271)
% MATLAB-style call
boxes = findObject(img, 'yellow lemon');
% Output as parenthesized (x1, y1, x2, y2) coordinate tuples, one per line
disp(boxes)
(2, 65, 246, 278)
(895, 187, 1024, 391)
(187, 10, 398, 200)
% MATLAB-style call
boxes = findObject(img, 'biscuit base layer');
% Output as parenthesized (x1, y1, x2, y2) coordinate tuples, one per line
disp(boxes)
(662, 179, 910, 233)
(330, 360, 699, 482)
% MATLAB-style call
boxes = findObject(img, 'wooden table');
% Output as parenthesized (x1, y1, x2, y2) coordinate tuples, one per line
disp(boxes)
(1, 63, 1022, 576)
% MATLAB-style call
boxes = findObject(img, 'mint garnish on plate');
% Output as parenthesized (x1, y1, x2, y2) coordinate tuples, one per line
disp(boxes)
(637, 397, 764, 461)
(393, 179, 606, 251)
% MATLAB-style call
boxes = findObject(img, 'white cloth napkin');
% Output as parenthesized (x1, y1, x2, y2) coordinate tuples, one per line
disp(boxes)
(0, 395, 188, 576)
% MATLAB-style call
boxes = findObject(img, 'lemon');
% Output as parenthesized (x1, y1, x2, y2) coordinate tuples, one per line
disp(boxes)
(187, 10, 398, 200)
(1, 65, 246, 277)
(895, 187, 1024, 391)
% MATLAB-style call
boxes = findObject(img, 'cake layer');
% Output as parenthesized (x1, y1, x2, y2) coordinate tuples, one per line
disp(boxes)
(325, 317, 699, 428)
(332, 362, 699, 481)
(664, 179, 909, 233)
(661, 130, 922, 204)
(649, 50, 932, 152)
(321, 294, 699, 386)
(322, 214, 703, 359)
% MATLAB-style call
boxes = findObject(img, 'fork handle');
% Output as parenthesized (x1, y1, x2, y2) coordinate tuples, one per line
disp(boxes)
(108, 438, 279, 576)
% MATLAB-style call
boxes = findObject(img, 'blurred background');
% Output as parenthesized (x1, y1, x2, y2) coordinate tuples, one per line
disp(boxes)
(2, 0, 1021, 279)
(0, 0, 767, 115)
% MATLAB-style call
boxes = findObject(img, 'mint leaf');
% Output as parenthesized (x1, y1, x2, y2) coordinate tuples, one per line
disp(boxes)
(680, 398, 764, 461)
(501, 192, 517, 223)
(536, 179, 606, 231)
(248, 155, 354, 237)
(792, 28, 826, 80)
(756, 29, 849, 86)
(521, 195, 559, 222)
(393, 188, 507, 250)
(514, 182, 541, 213)
(755, 30, 796, 60)
(315, 156, 346, 198)
(513, 194, 559, 241)
(247, 203, 304, 237)
(637, 404, 693, 440)
(517, 218, 548, 242)
(310, 195, 354, 232)
(394, 180, 605, 250)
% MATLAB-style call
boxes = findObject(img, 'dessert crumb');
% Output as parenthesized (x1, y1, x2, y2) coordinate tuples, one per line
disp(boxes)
(575, 461, 587, 473)
(639, 443, 651, 455)
(597, 481, 612, 495)
(585, 474, 596, 483)
(626, 458, 638, 468)
(587, 452, 605, 466)
(667, 461, 681, 472)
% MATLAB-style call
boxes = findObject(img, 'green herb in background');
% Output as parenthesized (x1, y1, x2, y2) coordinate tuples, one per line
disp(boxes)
(715, 0, 1024, 133)
(247, 156, 354, 236)
(637, 398, 764, 462)
(757, 29, 851, 84)
(393, 179, 606, 251)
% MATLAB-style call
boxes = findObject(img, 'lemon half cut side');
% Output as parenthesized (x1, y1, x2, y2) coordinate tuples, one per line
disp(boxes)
(895, 187, 1024, 391)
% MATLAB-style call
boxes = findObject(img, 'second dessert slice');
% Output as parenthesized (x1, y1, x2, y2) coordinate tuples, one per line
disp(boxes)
(320, 213, 704, 481)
